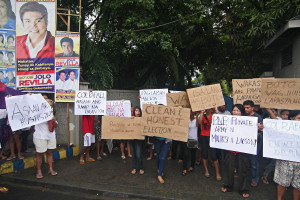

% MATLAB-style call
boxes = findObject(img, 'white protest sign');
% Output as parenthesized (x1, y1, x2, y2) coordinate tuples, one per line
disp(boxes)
(5, 94, 53, 131)
(139, 89, 168, 110)
(210, 114, 258, 155)
(74, 91, 107, 115)
(106, 100, 131, 117)
(263, 119, 300, 162)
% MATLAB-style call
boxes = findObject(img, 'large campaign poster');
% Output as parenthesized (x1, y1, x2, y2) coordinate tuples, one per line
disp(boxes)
(0, 0, 16, 89)
(55, 32, 79, 102)
(16, 0, 56, 93)
(55, 67, 80, 102)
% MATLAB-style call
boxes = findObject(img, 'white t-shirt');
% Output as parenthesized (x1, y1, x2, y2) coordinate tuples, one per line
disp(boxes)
(188, 118, 198, 140)
(33, 121, 56, 140)
(219, 110, 231, 115)
(64, 79, 79, 90)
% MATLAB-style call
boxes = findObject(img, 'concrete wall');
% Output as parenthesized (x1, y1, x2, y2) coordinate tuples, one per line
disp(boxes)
(54, 86, 139, 147)
(272, 34, 300, 78)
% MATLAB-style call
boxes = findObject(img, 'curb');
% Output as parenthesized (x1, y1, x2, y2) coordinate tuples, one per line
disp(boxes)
(0, 146, 79, 174)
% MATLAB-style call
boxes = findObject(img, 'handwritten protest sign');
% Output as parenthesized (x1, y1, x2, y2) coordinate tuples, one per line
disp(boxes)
(74, 91, 106, 115)
(186, 84, 225, 111)
(141, 104, 190, 142)
(106, 100, 131, 117)
(263, 119, 300, 162)
(232, 78, 262, 104)
(139, 89, 168, 110)
(210, 114, 258, 155)
(5, 94, 53, 131)
(260, 78, 300, 110)
(167, 92, 191, 108)
(101, 116, 144, 139)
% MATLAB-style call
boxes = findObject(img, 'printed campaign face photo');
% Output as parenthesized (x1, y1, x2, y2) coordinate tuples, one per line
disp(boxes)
(5, 67, 15, 88)
(5, 51, 15, 65)
(55, 35, 80, 58)
(0, 0, 16, 30)
(0, 69, 6, 83)
(16, 1, 55, 59)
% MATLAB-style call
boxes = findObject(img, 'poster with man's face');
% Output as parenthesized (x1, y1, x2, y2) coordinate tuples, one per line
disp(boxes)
(16, 0, 56, 93)
(55, 67, 79, 102)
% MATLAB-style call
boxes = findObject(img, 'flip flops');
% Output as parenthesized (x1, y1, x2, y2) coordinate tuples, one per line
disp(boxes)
(48, 171, 58, 176)
(80, 160, 85, 165)
(6, 156, 16, 161)
(139, 169, 144, 175)
(0, 186, 8, 193)
(131, 169, 137, 174)
(36, 174, 43, 179)
(86, 157, 95, 162)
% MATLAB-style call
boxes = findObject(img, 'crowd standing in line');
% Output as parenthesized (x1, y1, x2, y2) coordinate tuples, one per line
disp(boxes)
(0, 90, 299, 200)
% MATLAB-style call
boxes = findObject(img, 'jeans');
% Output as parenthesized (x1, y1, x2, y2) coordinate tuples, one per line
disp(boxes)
(154, 140, 171, 176)
(129, 140, 143, 170)
(251, 133, 263, 183)
(263, 159, 276, 177)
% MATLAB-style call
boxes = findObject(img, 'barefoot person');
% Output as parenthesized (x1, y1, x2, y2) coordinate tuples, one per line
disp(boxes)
(33, 99, 58, 179)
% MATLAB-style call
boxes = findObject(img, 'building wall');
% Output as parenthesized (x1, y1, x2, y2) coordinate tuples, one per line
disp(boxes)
(272, 34, 300, 78)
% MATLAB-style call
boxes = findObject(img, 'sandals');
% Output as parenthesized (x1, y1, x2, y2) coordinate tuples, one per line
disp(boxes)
(205, 172, 210, 178)
(18, 156, 24, 160)
(262, 176, 269, 184)
(36, 173, 43, 179)
(221, 185, 233, 193)
(182, 170, 187, 176)
(86, 157, 95, 162)
(48, 171, 58, 176)
(139, 169, 144, 175)
(97, 156, 102, 161)
(216, 176, 222, 181)
(146, 157, 152, 161)
(6, 156, 16, 161)
(157, 176, 165, 184)
(239, 190, 250, 198)
(0, 186, 8, 193)
(188, 167, 194, 172)
(121, 156, 126, 160)
(80, 159, 85, 165)
(131, 169, 137, 175)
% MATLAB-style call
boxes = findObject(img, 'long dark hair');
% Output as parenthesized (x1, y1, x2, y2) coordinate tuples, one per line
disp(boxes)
(133, 106, 142, 117)
(232, 104, 245, 116)
(3, 0, 16, 19)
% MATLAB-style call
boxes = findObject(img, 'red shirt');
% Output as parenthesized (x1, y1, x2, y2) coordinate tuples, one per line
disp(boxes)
(201, 114, 213, 136)
(16, 31, 55, 59)
(82, 115, 95, 135)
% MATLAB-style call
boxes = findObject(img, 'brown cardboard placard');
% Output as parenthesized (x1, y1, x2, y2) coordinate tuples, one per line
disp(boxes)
(167, 92, 191, 108)
(141, 104, 190, 142)
(260, 78, 300, 110)
(232, 78, 262, 104)
(101, 116, 144, 139)
(186, 84, 225, 111)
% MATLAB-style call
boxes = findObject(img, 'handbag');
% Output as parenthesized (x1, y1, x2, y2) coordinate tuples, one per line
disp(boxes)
(48, 119, 58, 132)
(187, 139, 198, 148)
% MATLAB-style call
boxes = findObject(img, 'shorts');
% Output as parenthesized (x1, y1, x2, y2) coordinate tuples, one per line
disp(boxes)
(274, 160, 300, 190)
(33, 137, 56, 153)
(83, 133, 95, 147)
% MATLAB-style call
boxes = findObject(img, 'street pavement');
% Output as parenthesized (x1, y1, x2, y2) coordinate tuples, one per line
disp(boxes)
(0, 148, 293, 200)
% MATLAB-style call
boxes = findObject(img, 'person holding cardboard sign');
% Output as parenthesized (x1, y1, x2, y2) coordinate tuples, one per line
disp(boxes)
(129, 106, 144, 175)
(199, 107, 221, 181)
(221, 104, 250, 198)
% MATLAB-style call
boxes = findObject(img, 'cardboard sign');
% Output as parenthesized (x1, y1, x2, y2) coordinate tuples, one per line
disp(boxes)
(74, 91, 107, 115)
(260, 78, 300, 110)
(101, 116, 144, 139)
(141, 104, 190, 142)
(263, 119, 300, 162)
(139, 89, 168, 110)
(5, 94, 53, 131)
(232, 78, 262, 104)
(210, 114, 258, 155)
(186, 84, 225, 111)
(167, 92, 191, 108)
(106, 100, 131, 117)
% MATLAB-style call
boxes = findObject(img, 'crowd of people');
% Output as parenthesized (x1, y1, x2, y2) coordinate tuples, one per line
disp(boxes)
(0, 94, 299, 199)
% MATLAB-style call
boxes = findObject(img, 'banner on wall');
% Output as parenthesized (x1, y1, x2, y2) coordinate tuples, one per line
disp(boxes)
(55, 33, 80, 67)
(16, 0, 56, 93)
(0, 0, 16, 89)
(55, 67, 79, 102)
